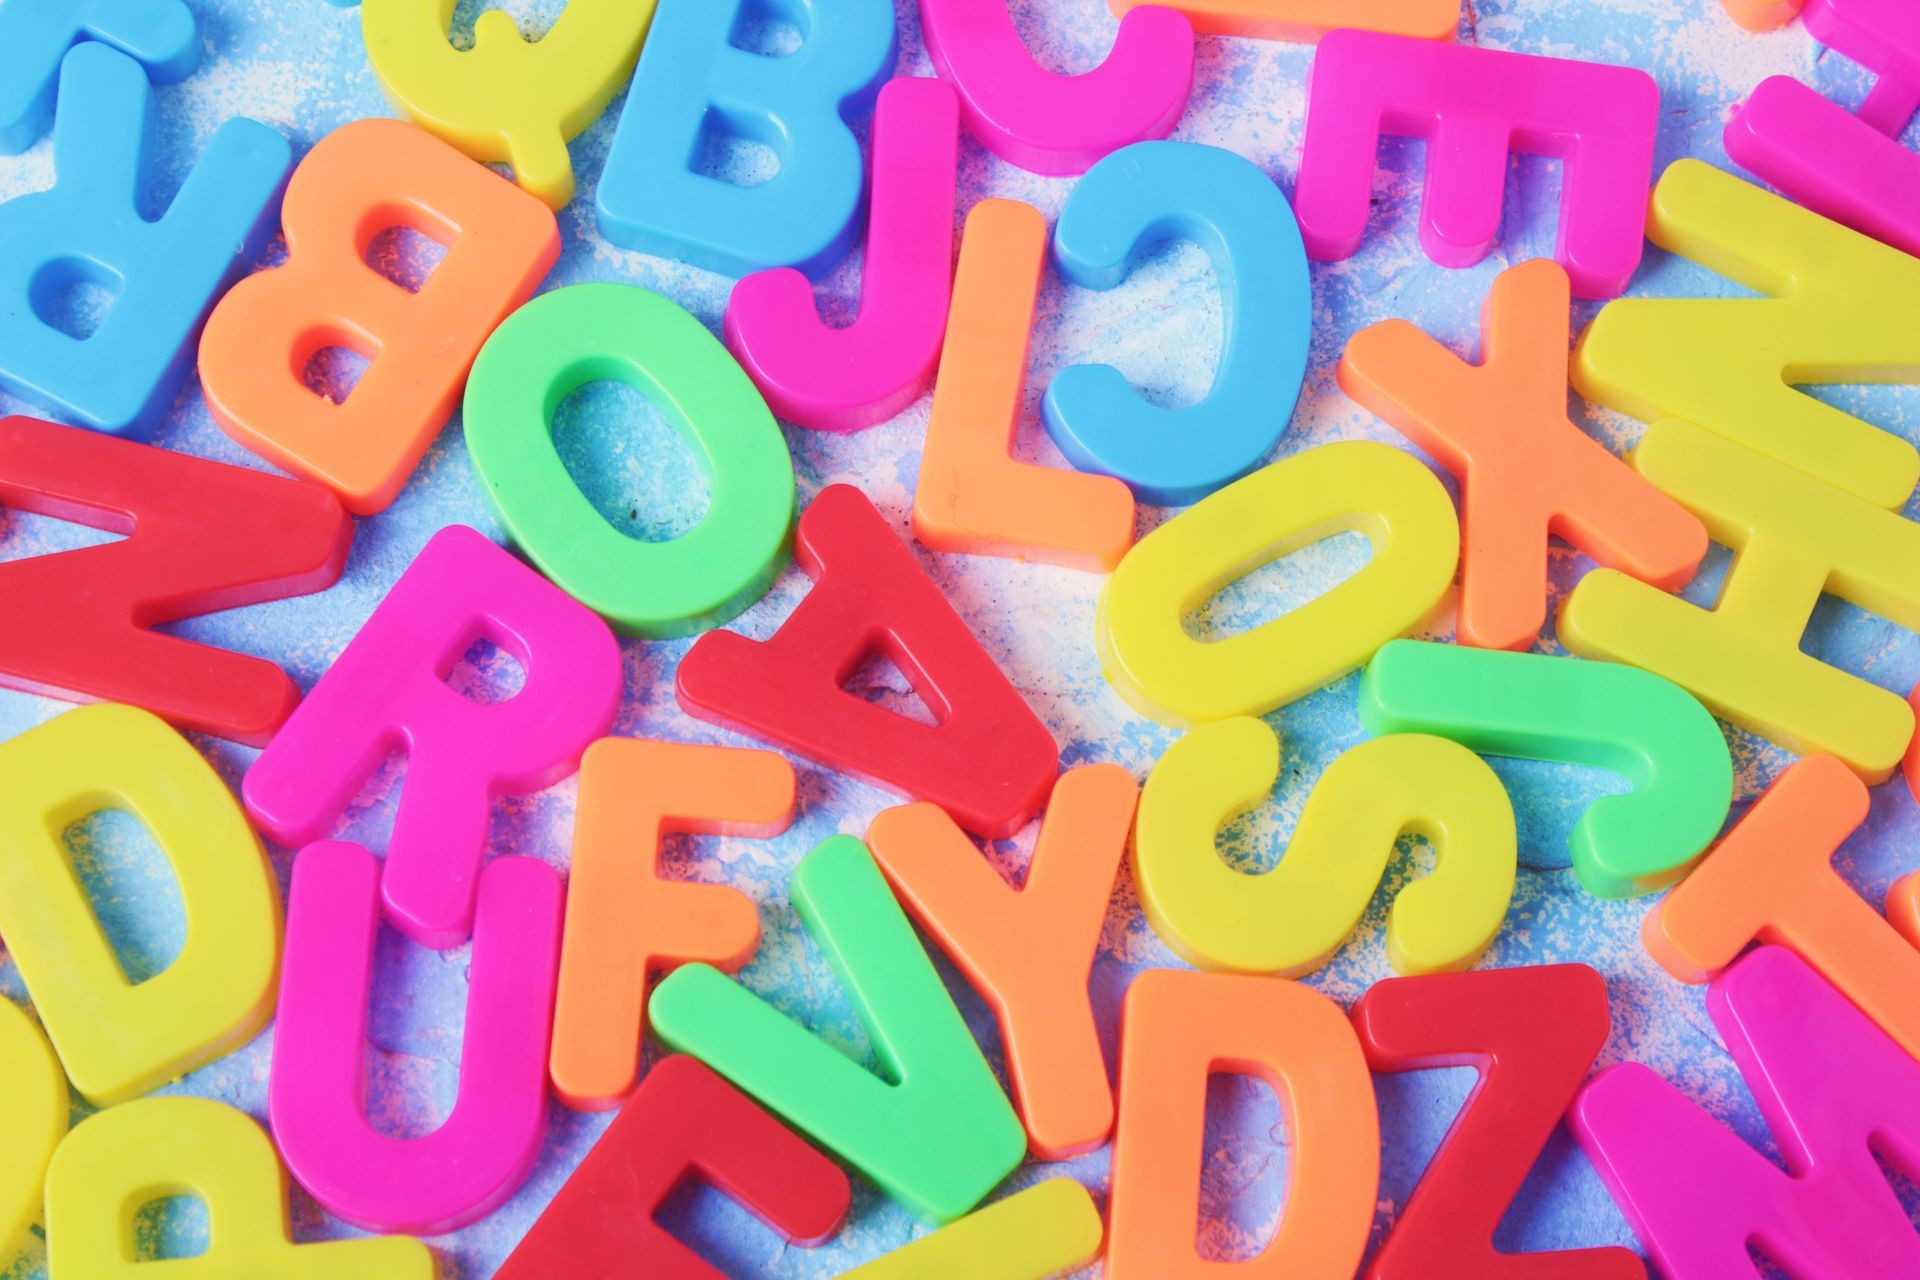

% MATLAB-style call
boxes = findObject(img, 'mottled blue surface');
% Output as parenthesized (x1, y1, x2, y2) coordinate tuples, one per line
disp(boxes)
(1, 0, 1917, 1276)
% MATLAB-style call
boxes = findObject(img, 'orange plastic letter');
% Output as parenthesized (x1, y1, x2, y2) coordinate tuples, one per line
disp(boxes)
(1340, 259, 1705, 651)
(914, 199, 1135, 572)
(200, 117, 560, 515)
(549, 737, 795, 1111)
(1643, 753, 1920, 1061)
(1107, 969, 1378, 1279)
(866, 763, 1139, 1160)
(1107, 0, 1459, 42)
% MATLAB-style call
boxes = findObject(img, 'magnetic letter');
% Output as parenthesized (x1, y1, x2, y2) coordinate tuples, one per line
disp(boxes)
(725, 76, 960, 433)
(914, 198, 1135, 572)
(1358, 640, 1733, 898)
(1560, 420, 1920, 781)
(1098, 440, 1458, 726)
(550, 738, 795, 1112)
(0, 415, 351, 745)
(1721, 0, 1804, 30)
(360, 0, 653, 208)
(464, 283, 795, 638)
(1340, 259, 1706, 650)
(1044, 141, 1311, 506)
(1295, 32, 1657, 298)
(919, 0, 1193, 175)
(1725, 0, 1920, 256)
(866, 764, 1139, 1159)
(270, 842, 561, 1236)
(0, 0, 197, 153)
(244, 525, 620, 948)
(1640, 754, 1920, 1063)
(500, 1056, 849, 1278)
(650, 837, 1027, 1225)
(1106, 0, 1458, 41)
(200, 118, 559, 516)
(1135, 718, 1515, 976)
(1574, 160, 1920, 508)
(0, 43, 289, 437)
(0, 1001, 65, 1267)
(0, 704, 280, 1106)
(843, 1179, 1104, 1279)
(1108, 969, 1378, 1278)
(1572, 947, 1920, 1279)
(598, 0, 896, 278)
(1354, 965, 1646, 1280)
(46, 1097, 434, 1277)
(678, 484, 1059, 840)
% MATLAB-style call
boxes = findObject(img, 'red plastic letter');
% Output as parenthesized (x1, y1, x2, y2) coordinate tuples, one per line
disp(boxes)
(0, 414, 350, 745)
(676, 484, 1059, 839)
(497, 1055, 850, 1280)
(1353, 964, 1646, 1280)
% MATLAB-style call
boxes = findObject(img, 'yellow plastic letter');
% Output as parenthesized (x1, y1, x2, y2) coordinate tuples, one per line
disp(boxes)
(1098, 440, 1458, 726)
(45, 1096, 434, 1278)
(1574, 159, 1920, 509)
(841, 1179, 1104, 1280)
(361, 0, 656, 208)
(1133, 719, 1517, 976)
(0, 704, 281, 1106)
(1561, 420, 1920, 782)
(0, 1000, 66, 1268)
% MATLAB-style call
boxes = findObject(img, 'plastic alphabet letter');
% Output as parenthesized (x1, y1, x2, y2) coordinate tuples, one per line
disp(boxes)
(550, 738, 796, 1112)
(841, 1179, 1105, 1279)
(1295, 31, 1657, 299)
(498, 1056, 849, 1279)
(45, 1097, 435, 1278)
(866, 764, 1140, 1160)
(244, 525, 620, 948)
(1339, 259, 1706, 650)
(464, 283, 796, 638)
(200, 117, 560, 516)
(1573, 159, 1920, 508)
(1098, 440, 1458, 726)
(0, 0, 198, 153)
(1572, 946, 1920, 1279)
(1044, 141, 1312, 505)
(0, 704, 280, 1107)
(725, 77, 960, 433)
(918, 0, 1193, 175)
(1641, 754, 1920, 1062)
(1105, 0, 1458, 42)
(597, 0, 896, 278)
(0, 43, 290, 438)
(677, 484, 1060, 840)
(1560, 419, 1920, 782)
(0, 415, 352, 745)
(1107, 969, 1378, 1278)
(1725, 0, 1920, 256)
(1358, 640, 1733, 898)
(1135, 718, 1516, 976)
(359, 0, 654, 208)
(649, 836, 1027, 1225)
(270, 842, 562, 1236)
(1721, 0, 1804, 30)
(1353, 965, 1647, 1280)
(0, 1002, 65, 1267)
(913, 198, 1135, 572)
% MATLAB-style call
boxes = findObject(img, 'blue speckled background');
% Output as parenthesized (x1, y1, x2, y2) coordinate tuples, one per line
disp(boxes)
(2, 0, 1917, 1275)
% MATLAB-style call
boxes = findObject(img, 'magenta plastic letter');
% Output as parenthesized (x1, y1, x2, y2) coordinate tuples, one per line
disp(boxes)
(724, 77, 960, 433)
(243, 524, 620, 949)
(1570, 946, 1920, 1279)
(919, 0, 1195, 176)
(1725, 0, 1920, 256)
(269, 842, 563, 1236)
(1295, 30, 1658, 299)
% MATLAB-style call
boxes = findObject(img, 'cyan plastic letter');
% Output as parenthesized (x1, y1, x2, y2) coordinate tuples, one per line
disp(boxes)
(0, 0, 198, 154)
(0, 44, 289, 438)
(597, 0, 896, 278)
(1044, 141, 1310, 506)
